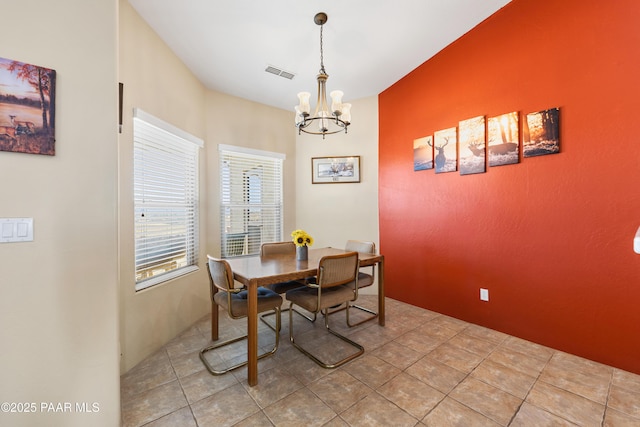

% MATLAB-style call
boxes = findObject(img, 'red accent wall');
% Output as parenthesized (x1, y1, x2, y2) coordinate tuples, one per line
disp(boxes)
(379, 0, 640, 374)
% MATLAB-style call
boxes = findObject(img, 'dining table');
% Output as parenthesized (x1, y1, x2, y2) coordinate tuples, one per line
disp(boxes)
(222, 246, 385, 386)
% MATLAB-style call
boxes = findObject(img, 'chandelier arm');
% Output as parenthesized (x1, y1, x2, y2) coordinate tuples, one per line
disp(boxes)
(297, 115, 348, 133)
(298, 115, 347, 128)
(297, 120, 348, 138)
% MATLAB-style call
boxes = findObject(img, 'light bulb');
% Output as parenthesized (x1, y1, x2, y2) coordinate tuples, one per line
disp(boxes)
(341, 103, 351, 124)
(330, 90, 343, 115)
(294, 106, 304, 125)
(297, 92, 311, 115)
(318, 111, 328, 132)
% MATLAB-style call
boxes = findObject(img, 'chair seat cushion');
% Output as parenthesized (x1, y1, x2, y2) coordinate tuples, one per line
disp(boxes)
(346, 272, 374, 289)
(267, 280, 307, 294)
(214, 287, 282, 317)
(286, 284, 354, 312)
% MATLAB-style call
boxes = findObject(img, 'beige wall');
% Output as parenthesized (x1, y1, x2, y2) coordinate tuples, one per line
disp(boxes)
(118, 1, 298, 373)
(295, 96, 380, 293)
(0, 1, 119, 426)
(118, 0, 209, 373)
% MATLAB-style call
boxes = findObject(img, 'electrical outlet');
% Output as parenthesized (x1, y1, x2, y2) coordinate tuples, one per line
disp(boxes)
(480, 288, 489, 301)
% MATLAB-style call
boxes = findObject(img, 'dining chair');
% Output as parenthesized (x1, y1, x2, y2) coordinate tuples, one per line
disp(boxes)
(259, 242, 316, 324)
(223, 232, 248, 257)
(199, 255, 282, 375)
(260, 241, 305, 292)
(324, 240, 377, 326)
(343, 240, 378, 326)
(286, 251, 364, 368)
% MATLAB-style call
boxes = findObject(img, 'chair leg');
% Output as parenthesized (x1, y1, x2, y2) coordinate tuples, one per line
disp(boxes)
(289, 302, 364, 369)
(346, 303, 378, 327)
(261, 307, 316, 331)
(324, 301, 378, 327)
(200, 307, 281, 375)
(262, 279, 318, 327)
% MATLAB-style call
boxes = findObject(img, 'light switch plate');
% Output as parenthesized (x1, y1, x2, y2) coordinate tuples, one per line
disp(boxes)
(0, 218, 33, 243)
(635, 226, 640, 254)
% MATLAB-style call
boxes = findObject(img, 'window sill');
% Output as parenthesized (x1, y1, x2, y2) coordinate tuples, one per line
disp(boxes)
(135, 265, 200, 292)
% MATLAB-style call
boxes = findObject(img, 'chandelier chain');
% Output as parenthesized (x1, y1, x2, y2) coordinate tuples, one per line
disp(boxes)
(319, 23, 325, 73)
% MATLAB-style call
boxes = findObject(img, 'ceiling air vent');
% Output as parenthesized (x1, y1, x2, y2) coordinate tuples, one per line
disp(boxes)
(265, 65, 295, 80)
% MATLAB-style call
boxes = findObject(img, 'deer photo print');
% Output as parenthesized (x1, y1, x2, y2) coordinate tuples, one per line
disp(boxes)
(0, 56, 56, 155)
(433, 127, 457, 173)
(413, 135, 433, 171)
(459, 115, 486, 175)
(488, 111, 519, 167)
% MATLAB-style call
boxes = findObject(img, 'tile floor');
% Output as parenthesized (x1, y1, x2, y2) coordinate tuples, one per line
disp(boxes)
(121, 296, 640, 426)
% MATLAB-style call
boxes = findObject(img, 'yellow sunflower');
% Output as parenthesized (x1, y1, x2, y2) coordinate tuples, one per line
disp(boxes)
(291, 229, 314, 247)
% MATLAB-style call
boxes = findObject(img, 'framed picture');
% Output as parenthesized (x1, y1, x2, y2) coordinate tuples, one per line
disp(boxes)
(524, 107, 560, 157)
(0, 56, 56, 155)
(312, 156, 360, 184)
(413, 135, 433, 171)
(458, 115, 486, 175)
(433, 127, 457, 173)
(488, 111, 519, 166)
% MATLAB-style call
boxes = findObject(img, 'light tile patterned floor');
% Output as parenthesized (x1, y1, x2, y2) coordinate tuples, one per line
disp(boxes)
(121, 296, 640, 426)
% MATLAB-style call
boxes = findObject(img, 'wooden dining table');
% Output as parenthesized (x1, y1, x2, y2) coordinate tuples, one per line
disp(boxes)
(222, 246, 385, 386)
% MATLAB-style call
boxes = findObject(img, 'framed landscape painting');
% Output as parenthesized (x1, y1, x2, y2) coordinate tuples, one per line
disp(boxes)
(0, 57, 56, 155)
(312, 156, 360, 183)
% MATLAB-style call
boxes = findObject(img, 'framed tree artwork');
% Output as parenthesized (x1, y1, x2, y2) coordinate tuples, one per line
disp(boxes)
(523, 107, 560, 158)
(0, 56, 56, 155)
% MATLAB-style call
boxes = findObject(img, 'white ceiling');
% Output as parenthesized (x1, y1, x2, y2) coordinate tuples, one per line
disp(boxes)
(128, 0, 511, 112)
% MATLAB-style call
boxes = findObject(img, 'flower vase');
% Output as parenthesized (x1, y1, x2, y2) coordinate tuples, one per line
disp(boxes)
(296, 245, 308, 261)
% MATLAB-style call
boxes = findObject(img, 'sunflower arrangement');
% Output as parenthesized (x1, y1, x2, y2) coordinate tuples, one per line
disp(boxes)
(291, 229, 314, 247)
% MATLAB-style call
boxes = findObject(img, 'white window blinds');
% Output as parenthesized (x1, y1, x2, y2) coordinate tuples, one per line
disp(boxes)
(133, 108, 202, 290)
(219, 145, 285, 257)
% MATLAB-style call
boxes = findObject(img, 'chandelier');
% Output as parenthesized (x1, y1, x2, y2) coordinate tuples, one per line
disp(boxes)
(295, 12, 351, 138)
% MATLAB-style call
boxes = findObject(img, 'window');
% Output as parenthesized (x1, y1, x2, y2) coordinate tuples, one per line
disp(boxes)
(133, 108, 203, 291)
(219, 144, 285, 257)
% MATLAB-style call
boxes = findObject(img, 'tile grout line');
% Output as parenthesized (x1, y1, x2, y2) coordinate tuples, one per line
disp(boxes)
(600, 368, 614, 427)
(167, 342, 199, 427)
(504, 346, 555, 426)
(437, 324, 509, 425)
